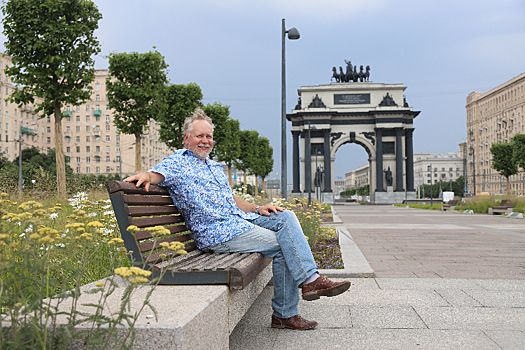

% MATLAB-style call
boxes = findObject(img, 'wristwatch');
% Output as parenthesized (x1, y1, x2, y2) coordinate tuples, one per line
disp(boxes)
(255, 206, 260, 214)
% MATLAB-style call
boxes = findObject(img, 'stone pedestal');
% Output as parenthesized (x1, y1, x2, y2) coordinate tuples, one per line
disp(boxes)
(387, 186, 393, 193)
(375, 191, 417, 204)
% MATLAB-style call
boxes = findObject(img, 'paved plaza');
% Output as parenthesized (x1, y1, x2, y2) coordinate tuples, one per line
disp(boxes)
(230, 204, 525, 349)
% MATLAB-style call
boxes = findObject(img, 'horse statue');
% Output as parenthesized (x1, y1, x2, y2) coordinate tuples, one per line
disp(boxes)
(358, 65, 365, 82)
(339, 66, 346, 82)
(353, 66, 358, 82)
(364, 66, 370, 82)
(331, 67, 341, 82)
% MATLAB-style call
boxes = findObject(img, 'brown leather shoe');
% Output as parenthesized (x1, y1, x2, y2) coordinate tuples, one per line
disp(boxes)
(271, 314, 318, 330)
(302, 276, 351, 301)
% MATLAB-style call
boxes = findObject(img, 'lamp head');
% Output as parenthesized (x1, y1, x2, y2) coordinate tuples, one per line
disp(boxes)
(287, 27, 300, 40)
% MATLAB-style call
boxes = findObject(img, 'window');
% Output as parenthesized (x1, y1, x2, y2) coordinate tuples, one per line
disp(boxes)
(66, 117, 71, 122)
(66, 137, 70, 143)
(86, 156, 90, 163)
(106, 146, 110, 153)
(95, 136, 100, 142)
(116, 155, 121, 162)
(76, 167, 80, 173)
(96, 145, 100, 152)
(105, 156, 110, 163)
(434, 173, 437, 177)
(75, 136, 80, 143)
(66, 147, 70, 153)
(86, 146, 90, 152)
(66, 126, 70, 132)
(116, 166, 120, 173)
(96, 166, 100, 173)
(46, 127, 50, 133)
(86, 136, 90, 142)
(105, 135, 110, 142)
(95, 83, 100, 91)
(76, 106, 80, 112)
(116, 146, 120, 152)
(95, 116, 100, 122)
(46, 117, 50, 123)
(46, 137, 50, 144)
(76, 146, 80, 153)
(106, 125, 110, 131)
(86, 115, 90, 122)
(76, 157, 80, 163)
(106, 166, 111, 172)
(86, 167, 90, 173)
(95, 157, 100, 163)
(86, 105, 90, 112)
(96, 95, 100, 101)
(95, 125, 100, 131)
(105, 115, 110, 123)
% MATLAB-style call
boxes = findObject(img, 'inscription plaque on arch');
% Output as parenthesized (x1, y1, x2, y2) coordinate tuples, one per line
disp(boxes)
(334, 93, 370, 105)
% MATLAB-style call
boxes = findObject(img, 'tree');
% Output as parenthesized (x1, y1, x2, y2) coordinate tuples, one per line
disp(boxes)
(202, 102, 230, 159)
(106, 50, 168, 171)
(215, 119, 241, 187)
(512, 133, 525, 171)
(235, 130, 259, 193)
(490, 142, 518, 194)
(158, 83, 203, 150)
(252, 136, 274, 197)
(2, 0, 102, 199)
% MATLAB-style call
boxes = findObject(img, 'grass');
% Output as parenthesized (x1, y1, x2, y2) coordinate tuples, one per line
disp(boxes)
(395, 195, 525, 214)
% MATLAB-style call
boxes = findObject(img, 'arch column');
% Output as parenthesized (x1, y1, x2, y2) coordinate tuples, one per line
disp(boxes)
(375, 127, 384, 191)
(395, 127, 404, 192)
(292, 130, 301, 193)
(304, 129, 312, 194)
(323, 128, 332, 192)
(405, 128, 415, 191)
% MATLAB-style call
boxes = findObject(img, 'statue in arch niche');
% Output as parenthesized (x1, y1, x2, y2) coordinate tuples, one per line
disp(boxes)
(384, 167, 393, 186)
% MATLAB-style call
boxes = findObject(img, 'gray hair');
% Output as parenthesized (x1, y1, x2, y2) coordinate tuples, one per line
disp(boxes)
(183, 108, 214, 137)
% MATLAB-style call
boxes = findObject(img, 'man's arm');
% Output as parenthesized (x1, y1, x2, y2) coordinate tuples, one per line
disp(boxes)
(233, 195, 285, 216)
(124, 170, 165, 192)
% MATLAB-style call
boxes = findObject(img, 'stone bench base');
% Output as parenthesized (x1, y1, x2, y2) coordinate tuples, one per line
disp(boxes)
(488, 207, 514, 215)
(61, 264, 272, 349)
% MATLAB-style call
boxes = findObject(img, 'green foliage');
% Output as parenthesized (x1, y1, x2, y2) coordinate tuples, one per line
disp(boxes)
(512, 133, 525, 171)
(202, 102, 230, 159)
(2, 0, 103, 199)
(157, 83, 203, 150)
(419, 176, 466, 198)
(215, 119, 241, 185)
(235, 130, 259, 186)
(490, 142, 518, 194)
(251, 136, 273, 195)
(340, 184, 369, 196)
(106, 49, 169, 171)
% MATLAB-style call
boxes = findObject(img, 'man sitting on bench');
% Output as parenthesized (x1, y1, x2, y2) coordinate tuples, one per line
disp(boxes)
(124, 108, 350, 330)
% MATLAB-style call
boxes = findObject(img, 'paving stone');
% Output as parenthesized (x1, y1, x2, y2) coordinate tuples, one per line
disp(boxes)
(483, 330, 525, 350)
(351, 306, 427, 329)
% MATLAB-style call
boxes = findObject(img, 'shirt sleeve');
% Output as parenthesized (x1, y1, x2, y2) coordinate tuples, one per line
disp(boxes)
(149, 155, 177, 187)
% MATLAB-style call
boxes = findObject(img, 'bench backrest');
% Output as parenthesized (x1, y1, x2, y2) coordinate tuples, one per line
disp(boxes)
(500, 199, 515, 207)
(447, 200, 457, 206)
(106, 180, 196, 268)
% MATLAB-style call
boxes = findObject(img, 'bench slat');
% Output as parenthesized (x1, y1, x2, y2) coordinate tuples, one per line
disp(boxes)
(138, 235, 194, 253)
(127, 206, 181, 217)
(123, 194, 175, 206)
(106, 180, 169, 196)
(135, 227, 190, 241)
(146, 241, 198, 264)
(153, 249, 204, 270)
(130, 216, 185, 228)
(173, 253, 239, 272)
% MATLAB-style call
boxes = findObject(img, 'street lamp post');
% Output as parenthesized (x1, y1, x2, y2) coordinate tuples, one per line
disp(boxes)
(469, 148, 476, 196)
(428, 164, 433, 207)
(281, 18, 300, 201)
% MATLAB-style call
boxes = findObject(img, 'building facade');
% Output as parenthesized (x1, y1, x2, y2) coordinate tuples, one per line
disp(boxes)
(0, 54, 173, 178)
(466, 72, 525, 195)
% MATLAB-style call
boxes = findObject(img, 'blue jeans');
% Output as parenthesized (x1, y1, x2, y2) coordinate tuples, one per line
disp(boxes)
(207, 210, 317, 318)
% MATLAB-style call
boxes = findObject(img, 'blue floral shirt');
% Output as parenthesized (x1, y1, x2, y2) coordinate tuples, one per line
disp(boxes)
(149, 149, 257, 250)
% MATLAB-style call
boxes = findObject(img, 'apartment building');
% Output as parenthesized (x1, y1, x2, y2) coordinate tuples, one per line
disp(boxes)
(0, 53, 173, 177)
(466, 72, 525, 195)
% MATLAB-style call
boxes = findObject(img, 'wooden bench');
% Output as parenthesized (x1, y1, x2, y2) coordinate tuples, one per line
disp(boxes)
(105, 180, 272, 290)
(488, 199, 515, 215)
(441, 199, 457, 211)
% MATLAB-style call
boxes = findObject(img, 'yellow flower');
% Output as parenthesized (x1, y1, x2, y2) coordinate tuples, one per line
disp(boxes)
(130, 277, 149, 284)
(127, 225, 139, 232)
(30, 233, 41, 240)
(109, 237, 124, 245)
(87, 221, 104, 228)
(95, 282, 105, 287)
(0, 234, 8, 240)
(0, 193, 8, 198)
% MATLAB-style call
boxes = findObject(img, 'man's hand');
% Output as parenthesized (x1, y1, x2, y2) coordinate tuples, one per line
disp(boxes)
(123, 171, 164, 192)
(257, 204, 285, 216)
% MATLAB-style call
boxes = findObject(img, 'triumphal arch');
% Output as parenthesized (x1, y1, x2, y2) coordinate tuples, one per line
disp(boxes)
(287, 60, 420, 204)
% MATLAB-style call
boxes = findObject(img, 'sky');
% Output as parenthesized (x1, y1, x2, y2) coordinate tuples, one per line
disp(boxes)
(4, 0, 525, 180)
